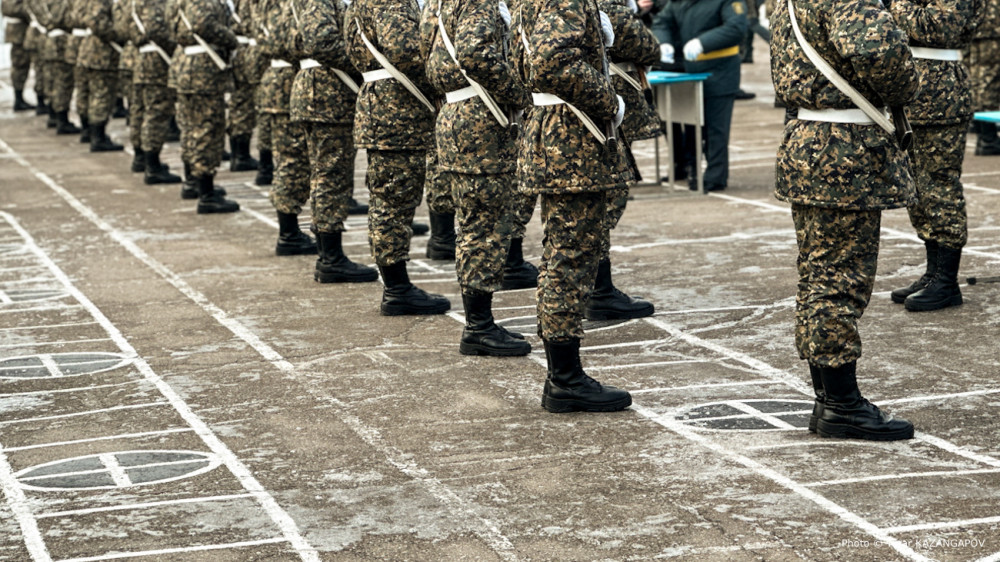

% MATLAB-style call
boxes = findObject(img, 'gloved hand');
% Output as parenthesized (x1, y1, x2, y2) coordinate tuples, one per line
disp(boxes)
(613, 95, 626, 129)
(599, 10, 615, 47)
(498, 0, 511, 27)
(660, 43, 675, 64)
(683, 38, 703, 61)
(626, 0, 638, 13)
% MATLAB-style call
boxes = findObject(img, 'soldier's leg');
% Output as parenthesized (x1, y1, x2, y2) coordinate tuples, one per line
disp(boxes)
(537, 190, 630, 413)
(112, 70, 128, 118)
(269, 114, 315, 255)
(424, 150, 456, 260)
(702, 94, 735, 190)
(11, 45, 36, 110)
(74, 65, 91, 141)
(500, 191, 539, 291)
(129, 82, 147, 171)
(450, 171, 530, 356)
(307, 122, 376, 283)
(792, 204, 913, 440)
(43, 59, 57, 127)
(367, 149, 449, 316)
(585, 186, 654, 320)
(178, 92, 238, 214)
(255, 111, 274, 186)
(30, 49, 47, 114)
(227, 82, 258, 172)
(87, 69, 123, 152)
(51, 62, 81, 134)
(141, 84, 181, 185)
(901, 123, 967, 312)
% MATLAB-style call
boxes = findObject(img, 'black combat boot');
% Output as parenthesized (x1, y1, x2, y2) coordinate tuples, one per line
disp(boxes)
(905, 245, 963, 311)
(584, 258, 655, 320)
(166, 116, 181, 142)
(255, 149, 274, 185)
(46, 106, 58, 128)
(79, 117, 91, 143)
(541, 338, 632, 413)
(13, 90, 35, 111)
(314, 230, 378, 283)
(891, 240, 938, 304)
(181, 162, 199, 199)
(815, 361, 913, 441)
(144, 150, 182, 184)
(89, 121, 124, 152)
(347, 197, 368, 215)
(808, 363, 825, 433)
(499, 237, 539, 290)
(411, 221, 429, 236)
(196, 175, 240, 214)
(35, 94, 48, 116)
(426, 212, 456, 260)
(55, 111, 81, 134)
(131, 147, 146, 173)
(275, 211, 317, 256)
(975, 122, 1000, 156)
(112, 97, 128, 119)
(229, 135, 258, 172)
(378, 261, 451, 316)
(459, 290, 530, 356)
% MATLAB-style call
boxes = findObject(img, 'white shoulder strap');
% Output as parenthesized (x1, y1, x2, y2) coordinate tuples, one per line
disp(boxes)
(436, 0, 508, 126)
(787, 0, 893, 135)
(354, 18, 435, 112)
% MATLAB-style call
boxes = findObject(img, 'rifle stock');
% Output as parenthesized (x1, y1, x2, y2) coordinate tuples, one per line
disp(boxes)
(890, 106, 912, 151)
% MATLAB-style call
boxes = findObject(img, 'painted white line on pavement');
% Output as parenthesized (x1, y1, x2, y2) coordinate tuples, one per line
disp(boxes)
(0, 381, 145, 398)
(883, 515, 1000, 534)
(882, 387, 1000, 405)
(804, 468, 1000, 488)
(99, 453, 132, 487)
(0, 321, 100, 332)
(0, 448, 52, 562)
(0, 304, 82, 315)
(56, 538, 290, 562)
(976, 552, 1000, 562)
(0, 338, 113, 349)
(587, 359, 710, 372)
(36, 493, 256, 519)
(0, 402, 167, 426)
(630, 379, 778, 394)
(2, 428, 195, 452)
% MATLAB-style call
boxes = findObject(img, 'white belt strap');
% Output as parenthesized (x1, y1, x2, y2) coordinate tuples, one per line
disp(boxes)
(362, 68, 392, 82)
(910, 46, 962, 61)
(797, 108, 878, 124)
(436, 1, 508, 126)
(532, 92, 606, 144)
(331, 69, 360, 93)
(139, 42, 172, 64)
(354, 19, 435, 112)
(445, 86, 477, 104)
(5, 17, 27, 24)
(183, 45, 207, 55)
(236, 35, 256, 46)
(609, 62, 642, 91)
(72, 28, 91, 37)
(300, 58, 321, 69)
(47, 29, 67, 37)
(271, 59, 293, 68)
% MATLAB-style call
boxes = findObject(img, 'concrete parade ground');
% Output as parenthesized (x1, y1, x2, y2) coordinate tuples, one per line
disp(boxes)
(2, 50, 1000, 562)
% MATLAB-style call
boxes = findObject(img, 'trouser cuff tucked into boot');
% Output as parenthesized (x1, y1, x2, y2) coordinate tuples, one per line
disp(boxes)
(459, 290, 530, 356)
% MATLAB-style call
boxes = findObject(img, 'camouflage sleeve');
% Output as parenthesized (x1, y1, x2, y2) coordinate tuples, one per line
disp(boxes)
(601, 0, 659, 66)
(26, 0, 48, 26)
(530, 0, 618, 122)
(697, 0, 748, 53)
(86, 0, 116, 42)
(890, 0, 982, 48)
(418, 0, 436, 63)
(188, 0, 237, 49)
(300, 0, 350, 69)
(373, 2, 432, 92)
(455, 0, 530, 108)
(829, 0, 919, 106)
(1, 0, 23, 19)
(650, 1, 675, 44)
(145, 0, 176, 50)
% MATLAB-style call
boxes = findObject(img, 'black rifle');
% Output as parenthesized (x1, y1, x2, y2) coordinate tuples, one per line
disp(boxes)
(891, 106, 912, 150)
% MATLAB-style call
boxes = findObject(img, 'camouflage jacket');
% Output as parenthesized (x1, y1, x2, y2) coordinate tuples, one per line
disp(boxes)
(345, 0, 435, 150)
(36, 0, 71, 61)
(3, 0, 30, 45)
(128, 0, 175, 84)
(77, 0, 120, 70)
(256, 0, 301, 113)
(229, 0, 260, 84)
(601, 0, 661, 141)
(423, 0, 530, 174)
(113, 0, 136, 70)
(771, 0, 919, 210)
(973, 0, 999, 39)
(891, 0, 983, 125)
(289, 0, 358, 123)
(514, 0, 631, 194)
(167, 0, 236, 93)
(63, 0, 86, 63)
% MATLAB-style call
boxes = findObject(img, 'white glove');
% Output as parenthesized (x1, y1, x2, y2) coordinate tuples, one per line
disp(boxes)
(613, 95, 625, 129)
(342, 0, 350, 5)
(599, 10, 615, 47)
(626, 0, 638, 13)
(660, 43, 674, 64)
(683, 38, 703, 61)
(416, 0, 424, 10)
(498, 0, 511, 27)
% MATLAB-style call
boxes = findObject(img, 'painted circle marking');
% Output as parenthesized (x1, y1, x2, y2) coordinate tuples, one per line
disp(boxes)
(0, 352, 132, 380)
(15, 450, 222, 491)
(675, 399, 814, 431)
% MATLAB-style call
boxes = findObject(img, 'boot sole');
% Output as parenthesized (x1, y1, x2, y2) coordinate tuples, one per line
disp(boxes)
(275, 246, 318, 256)
(459, 341, 531, 357)
(542, 394, 632, 413)
(230, 164, 259, 172)
(145, 177, 183, 185)
(499, 279, 538, 291)
(815, 420, 914, 441)
(889, 291, 912, 304)
(426, 250, 456, 261)
(584, 303, 655, 321)
(380, 302, 451, 316)
(904, 295, 963, 312)
(315, 271, 379, 283)
(197, 205, 240, 214)
(181, 190, 199, 200)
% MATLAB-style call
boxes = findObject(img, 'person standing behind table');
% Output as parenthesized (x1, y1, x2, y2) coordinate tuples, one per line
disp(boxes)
(516, 0, 633, 413)
(653, 0, 748, 192)
(344, 0, 451, 317)
(292, 0, 379, 283)
(77, 0, 124, 151)
(967, 0, 1000, 155)
(4, 0, 37, 110)
(167, 0, 242, 212)
(888, 0, 984, 312)
(771, 0, 919, 440)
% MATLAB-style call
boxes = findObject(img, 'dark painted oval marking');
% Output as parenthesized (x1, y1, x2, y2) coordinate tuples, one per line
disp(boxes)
(15, 450, 222, 491)
(0, 352, 132, 379)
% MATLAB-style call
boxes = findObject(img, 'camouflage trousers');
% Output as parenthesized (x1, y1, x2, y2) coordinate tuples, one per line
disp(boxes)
(81, 68, 117, 124)
(510, 191, 536, 240)
(367, 149, 425, 267)
(44, 61, 75, 113)
(177, 92, 226, 177)
(968, 39, 1000, 111)
(305, 122, 356, 233)
(601, 186, 630, 260)
(74, 65, 90, 123)
(908, 124, 968, 249)
(444, 172, 515, 293)
(228, 81, 256, 137)
(257, 111, 272, 151)
(793, 204, 880, 369)
(30, 50, 45, 97)
(128, 82, 142, 148)
(11, 44, 30, 90)
(425, 151, 455, 215)
(537, 191, 608, 341)
(268, 113, 310, 215)
(132, 83, 175, 153)
(118, 70, 130, 103)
